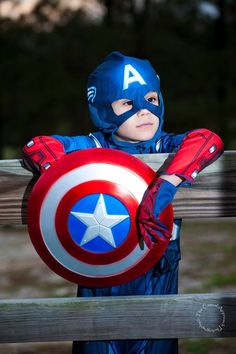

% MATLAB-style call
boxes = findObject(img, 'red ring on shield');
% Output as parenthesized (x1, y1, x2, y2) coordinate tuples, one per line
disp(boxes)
(27, 148, 174, 287)
(55, 180, 138, 265)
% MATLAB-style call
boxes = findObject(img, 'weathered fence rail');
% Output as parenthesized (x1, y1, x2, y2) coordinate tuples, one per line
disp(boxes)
(0, 151, 236, 343)
(0, 151, 236, 225)
(0, 294, 235, 343)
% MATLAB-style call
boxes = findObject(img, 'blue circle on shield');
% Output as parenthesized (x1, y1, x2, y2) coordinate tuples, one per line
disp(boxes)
(68, 193, 130, 253)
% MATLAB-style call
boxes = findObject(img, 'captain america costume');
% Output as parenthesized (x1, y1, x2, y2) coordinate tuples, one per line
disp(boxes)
(22, 52, 223, 354)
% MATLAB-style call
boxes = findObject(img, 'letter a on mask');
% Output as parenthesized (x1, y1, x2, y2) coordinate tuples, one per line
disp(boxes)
(123, 64, 146, 90)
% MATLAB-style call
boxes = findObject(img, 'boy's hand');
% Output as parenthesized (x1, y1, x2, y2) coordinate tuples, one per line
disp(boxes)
(138, 178, 177, 249)
(22, 136, 65, 174)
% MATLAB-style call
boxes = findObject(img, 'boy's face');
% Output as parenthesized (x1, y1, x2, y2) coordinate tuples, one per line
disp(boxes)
(112, 91, 160, 143)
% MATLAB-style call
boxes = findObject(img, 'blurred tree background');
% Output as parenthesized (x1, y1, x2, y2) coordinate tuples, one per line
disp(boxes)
(0, 0, 236, 159)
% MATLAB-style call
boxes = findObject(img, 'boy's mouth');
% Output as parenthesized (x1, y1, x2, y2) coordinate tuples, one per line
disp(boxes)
(136, 122, 153, 128)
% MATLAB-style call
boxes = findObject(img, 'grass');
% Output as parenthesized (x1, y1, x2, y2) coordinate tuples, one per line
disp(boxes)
(179, 338, 236, 354)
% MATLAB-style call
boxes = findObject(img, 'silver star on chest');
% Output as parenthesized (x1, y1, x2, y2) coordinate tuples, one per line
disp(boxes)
(70, 194, 129, 248)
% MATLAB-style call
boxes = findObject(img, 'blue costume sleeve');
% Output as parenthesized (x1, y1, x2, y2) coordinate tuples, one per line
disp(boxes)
(52, 134, 97, 153)
(52, 132, 110, 152)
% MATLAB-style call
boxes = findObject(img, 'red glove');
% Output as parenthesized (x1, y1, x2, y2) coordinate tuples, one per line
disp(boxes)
(22, 136, 65, 174)
(138, 129, 223, 249)
(138, 178, 176, 249)
(164, 129, 224, 182)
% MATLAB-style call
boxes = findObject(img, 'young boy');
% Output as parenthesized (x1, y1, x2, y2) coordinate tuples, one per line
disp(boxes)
(23, 51, 223, 354)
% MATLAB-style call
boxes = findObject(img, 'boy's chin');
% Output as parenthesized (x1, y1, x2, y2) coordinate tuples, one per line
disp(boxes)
(135, 130, 158, 142)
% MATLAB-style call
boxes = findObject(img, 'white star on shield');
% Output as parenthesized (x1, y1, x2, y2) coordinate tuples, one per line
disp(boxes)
(70, 194, 129, 248)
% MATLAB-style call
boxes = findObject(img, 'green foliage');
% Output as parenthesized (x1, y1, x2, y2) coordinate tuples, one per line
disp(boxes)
(0, 0, 235, 157)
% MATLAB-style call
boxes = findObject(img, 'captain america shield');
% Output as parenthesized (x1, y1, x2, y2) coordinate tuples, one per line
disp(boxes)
(27, 148, 173, 287)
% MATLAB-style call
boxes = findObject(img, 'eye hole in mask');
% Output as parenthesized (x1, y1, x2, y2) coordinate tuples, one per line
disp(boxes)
(145, 91, 160, 106)
(111, 91, 160, 116)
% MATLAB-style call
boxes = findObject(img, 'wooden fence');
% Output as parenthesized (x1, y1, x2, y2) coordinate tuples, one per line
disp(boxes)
(0, 151, 236, 343)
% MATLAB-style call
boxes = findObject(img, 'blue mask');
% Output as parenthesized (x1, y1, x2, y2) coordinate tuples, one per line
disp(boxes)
(87, 51, 164, 134)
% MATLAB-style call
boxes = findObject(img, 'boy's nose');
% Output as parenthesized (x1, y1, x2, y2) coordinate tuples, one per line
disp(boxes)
(137, 108, 150, 116)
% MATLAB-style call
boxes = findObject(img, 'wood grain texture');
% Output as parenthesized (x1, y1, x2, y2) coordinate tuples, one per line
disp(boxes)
(0, 293, 235, 343)
(0, 151, 236, 224)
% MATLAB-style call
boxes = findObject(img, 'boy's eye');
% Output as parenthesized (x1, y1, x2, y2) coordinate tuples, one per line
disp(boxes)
(146, 94, 159, 105)
(123, 100, 133, 106)
(147, 96, 158, 103)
